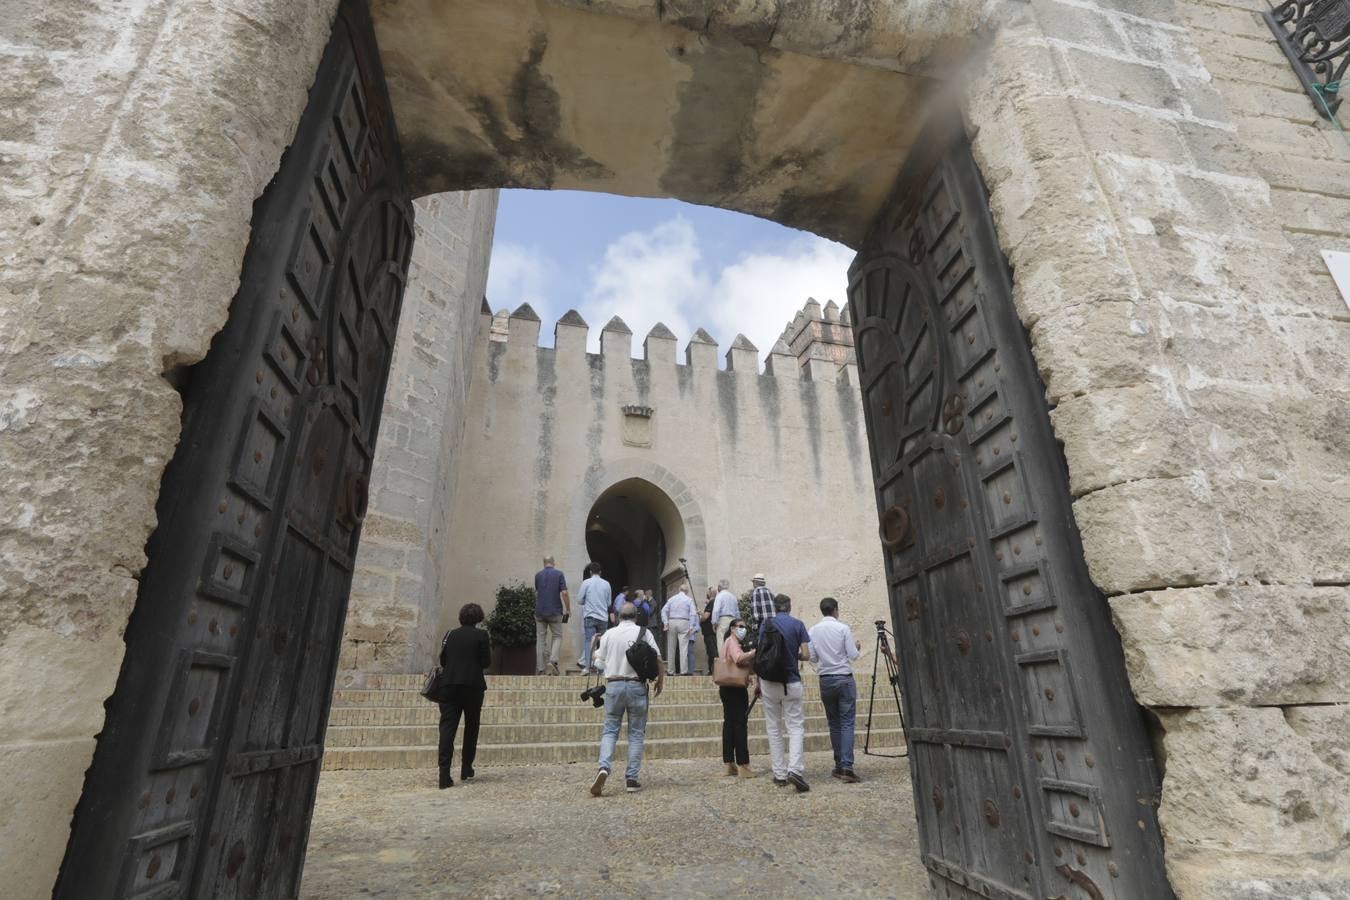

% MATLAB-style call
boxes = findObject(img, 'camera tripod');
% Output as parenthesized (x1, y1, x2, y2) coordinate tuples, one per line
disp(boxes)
(863, 619, 908, 758)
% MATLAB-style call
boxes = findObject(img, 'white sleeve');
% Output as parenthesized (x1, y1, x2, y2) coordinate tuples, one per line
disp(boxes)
(846, 625, 860, 660)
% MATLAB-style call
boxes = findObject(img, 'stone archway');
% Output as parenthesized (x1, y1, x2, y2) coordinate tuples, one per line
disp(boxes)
(11, 0, 1346, 897)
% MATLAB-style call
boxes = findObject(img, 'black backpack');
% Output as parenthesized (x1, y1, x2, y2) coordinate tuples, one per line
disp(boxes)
(625, 626, 662, 681)
(752, 619, 791, 683)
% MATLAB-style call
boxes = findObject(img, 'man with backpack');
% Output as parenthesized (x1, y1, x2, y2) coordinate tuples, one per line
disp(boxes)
(589, 601, 665, 797)
(754, 593, 813, 792)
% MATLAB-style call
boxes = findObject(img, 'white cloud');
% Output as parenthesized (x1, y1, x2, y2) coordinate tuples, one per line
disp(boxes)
(485, 241, 557, 323)
(581, 218, 709, 353)
(580, 217, 852, 362)
(707, 238, 853, 361)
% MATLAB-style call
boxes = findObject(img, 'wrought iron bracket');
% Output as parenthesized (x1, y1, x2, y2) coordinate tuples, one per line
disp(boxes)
(1263, 0, 1349, 119)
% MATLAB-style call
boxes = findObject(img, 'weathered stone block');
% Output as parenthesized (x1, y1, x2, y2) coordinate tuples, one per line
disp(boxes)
(1049, 381, 1193, 495)
(1158, 706, 1350, 898)
(1074, 476, 1230, 592)
(1111, 585, 1350, 705)
(1026, 300, 1160, 402)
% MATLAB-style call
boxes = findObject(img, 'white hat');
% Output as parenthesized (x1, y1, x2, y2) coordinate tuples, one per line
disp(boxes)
(752, 573, 766, 582)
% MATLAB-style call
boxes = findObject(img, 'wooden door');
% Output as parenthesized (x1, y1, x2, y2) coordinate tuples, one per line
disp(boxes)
(850, 130, 1173, 899)
(56, 2, 412, 895)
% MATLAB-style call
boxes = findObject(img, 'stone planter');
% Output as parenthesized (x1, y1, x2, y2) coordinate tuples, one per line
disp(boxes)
(491, 644, 535, 676)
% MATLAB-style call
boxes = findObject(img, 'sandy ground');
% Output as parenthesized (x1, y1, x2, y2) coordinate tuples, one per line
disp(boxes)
(301, 750, 926, 899)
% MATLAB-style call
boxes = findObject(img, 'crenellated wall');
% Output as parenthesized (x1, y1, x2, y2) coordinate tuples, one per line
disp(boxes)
(440, 300, 889, 671)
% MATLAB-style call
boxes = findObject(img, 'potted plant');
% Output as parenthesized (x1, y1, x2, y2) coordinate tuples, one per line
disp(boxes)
(486, 582, 537, 675)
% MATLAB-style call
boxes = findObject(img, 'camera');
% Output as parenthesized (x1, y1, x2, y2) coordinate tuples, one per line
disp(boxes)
(579, 684, 606, 707)
(875, 619, 888, 631)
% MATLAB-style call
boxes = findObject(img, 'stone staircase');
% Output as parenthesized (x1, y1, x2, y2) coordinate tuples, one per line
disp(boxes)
(322, 673, 907, 770)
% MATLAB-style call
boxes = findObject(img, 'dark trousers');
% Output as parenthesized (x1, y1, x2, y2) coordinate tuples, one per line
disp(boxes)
(701, 627, 717, 673)
(719, 685, 750, 765)
(438, 685, 485, 777)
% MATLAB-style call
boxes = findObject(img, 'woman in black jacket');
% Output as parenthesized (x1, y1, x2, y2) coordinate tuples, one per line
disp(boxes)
(436, 602, 492, 788)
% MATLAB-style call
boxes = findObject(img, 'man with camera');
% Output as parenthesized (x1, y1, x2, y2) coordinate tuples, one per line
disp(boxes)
(589, 602, 664, 796)
(808, 597, 862, 783)
(756, 593, 813, 792)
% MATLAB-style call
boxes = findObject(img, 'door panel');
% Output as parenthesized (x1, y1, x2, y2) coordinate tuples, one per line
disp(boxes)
(56, 2, 411, 896)
(850, 131, 1173, 899)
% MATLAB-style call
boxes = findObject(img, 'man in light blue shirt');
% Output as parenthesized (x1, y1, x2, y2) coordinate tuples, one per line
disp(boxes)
(808, 596, 862, 783)
(710, 579, 740, 645)
(576, 563, 613, 673)
(660, 583, 699, 675)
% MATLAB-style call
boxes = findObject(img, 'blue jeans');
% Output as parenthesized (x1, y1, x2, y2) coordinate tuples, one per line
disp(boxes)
(581, 617, 607, 670)
(819, 674, 857, 770)
(597, 681, 649, 779)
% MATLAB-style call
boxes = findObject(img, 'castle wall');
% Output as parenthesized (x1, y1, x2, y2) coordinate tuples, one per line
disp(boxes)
(337, 191, 499, 677)
(441, 314, 890, 671)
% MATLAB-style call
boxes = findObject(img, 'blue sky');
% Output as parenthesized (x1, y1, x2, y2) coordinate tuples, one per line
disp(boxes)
(484, 190, 854, 362)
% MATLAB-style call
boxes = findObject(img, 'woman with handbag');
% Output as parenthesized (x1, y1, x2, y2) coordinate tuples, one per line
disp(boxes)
(714, 617, 757, 778)
(434, 602, 491, 788)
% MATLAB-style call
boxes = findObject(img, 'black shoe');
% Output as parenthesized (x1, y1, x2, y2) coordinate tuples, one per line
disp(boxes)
(590, 769, 608, 797)
(831, 767, 844, 780)
(773, 777, 789, 787)
(461, 768, 475, 782)
(787, 772, 810, 793)
(625, 779, 642, 793)
(438, 768, 453, 789)
(839, 769, 860, 784)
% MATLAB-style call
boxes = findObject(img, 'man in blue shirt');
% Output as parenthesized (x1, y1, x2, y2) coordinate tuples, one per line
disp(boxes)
(576, 563, 613, 674)
(534, 556, 570, 676)
(758, 593, 812, 792)
(808, 597, 863, 783)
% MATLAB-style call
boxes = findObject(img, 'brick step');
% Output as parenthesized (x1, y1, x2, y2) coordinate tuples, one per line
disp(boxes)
(325, 713, 906, 747)
(320, 728, 908, 770)
(327, 700, 901, 727)
(332, 682, 882, 708)
(334, 672, 878, 691)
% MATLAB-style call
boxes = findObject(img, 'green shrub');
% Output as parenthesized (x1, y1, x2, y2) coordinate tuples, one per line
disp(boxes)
(739, 590, 754, 622)
(486, 582, 537, 647)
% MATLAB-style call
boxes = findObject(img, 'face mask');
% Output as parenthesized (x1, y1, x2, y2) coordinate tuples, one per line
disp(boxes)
(735, 627, 747, 640)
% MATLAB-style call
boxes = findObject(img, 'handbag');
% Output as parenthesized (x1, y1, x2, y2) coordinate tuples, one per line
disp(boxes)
(713, 654, 751, 688)
(420, 631, 451, 702)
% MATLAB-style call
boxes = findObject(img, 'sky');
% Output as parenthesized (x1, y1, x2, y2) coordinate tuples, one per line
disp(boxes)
(484, 190, 854, 363)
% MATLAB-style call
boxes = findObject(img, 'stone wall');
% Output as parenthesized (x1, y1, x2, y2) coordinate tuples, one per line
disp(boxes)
(0, 1, 341, 894)
(337, 191, 498, 676)
(965, 1, 1350, 895)
(440, 307, 890, 670)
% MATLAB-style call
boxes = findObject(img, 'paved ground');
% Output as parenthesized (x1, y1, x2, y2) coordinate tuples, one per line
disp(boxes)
(301, 751, 926, 898)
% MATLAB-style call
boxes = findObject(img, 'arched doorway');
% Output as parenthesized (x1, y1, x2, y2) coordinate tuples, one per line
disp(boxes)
(584, 478, 685, 600)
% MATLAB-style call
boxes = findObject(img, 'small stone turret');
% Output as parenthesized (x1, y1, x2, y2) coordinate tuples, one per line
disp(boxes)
(778, 296, 856, 380)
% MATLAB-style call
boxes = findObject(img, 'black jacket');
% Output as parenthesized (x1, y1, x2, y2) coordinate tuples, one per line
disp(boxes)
(439, 625, 491, 690)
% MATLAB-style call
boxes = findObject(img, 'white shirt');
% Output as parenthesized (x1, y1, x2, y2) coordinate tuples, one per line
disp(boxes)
(711, 589, 739, 621)
(595, 621, 661, 679)
(808, 616, 860, 676)
(661, 591, 697, 624)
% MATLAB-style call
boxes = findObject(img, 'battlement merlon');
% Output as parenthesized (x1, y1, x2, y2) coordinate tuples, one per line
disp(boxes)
(601, 315, 633, 361)
(725, 334, 758, 373)
(508, 302, 541, 348)
(555, 308, 588, 355)
(685, 328, 717, 369)
(644, 322, 678, 366)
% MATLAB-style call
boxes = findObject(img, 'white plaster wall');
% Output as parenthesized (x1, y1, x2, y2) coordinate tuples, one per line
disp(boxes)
(441, 317, 890, 671)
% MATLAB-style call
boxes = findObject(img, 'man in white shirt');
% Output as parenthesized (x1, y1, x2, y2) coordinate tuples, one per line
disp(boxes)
(711, 579, 740, 645)
(808, 596, 862, 783)
(590, 602, 665, 796)
(660, 583, 699, 675)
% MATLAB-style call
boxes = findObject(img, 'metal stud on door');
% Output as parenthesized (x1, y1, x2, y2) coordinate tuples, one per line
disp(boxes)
(56, 2, 412, 896)
(849, 130, 1173, 898)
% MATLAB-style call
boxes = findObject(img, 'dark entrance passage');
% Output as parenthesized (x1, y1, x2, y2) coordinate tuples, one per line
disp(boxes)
(848, 124, 1172, 898)
(583, 477, 683, 599)
(56, 2, 412, 896)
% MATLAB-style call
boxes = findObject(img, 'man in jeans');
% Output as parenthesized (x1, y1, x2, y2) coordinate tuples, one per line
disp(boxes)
(533, 556, 570, 676)
(576, 562, 612, 673)
(758, 593, 812, 792)
(590, 602, 665, 796)
(808, 596, 862, 783)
